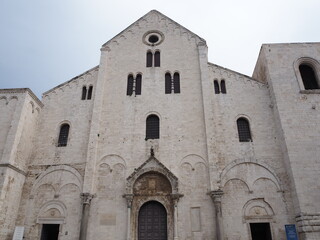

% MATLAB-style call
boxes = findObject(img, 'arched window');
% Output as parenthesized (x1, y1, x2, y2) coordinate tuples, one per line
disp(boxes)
(136, 74, 142, 95)
(221, 80, 227, 94)
(214, 80, 220, 94)
(87, 86, 93, 100)
(165, 73, 172, 94)
(146, 115, 159, 140)
(58, 124, 70, 147)
(173, 72, 180, 93)
(237, 118, 252, 142)
(146, 51, 153, 67)
(81, 86, 87, 100)
(154, 51, 160, 67)
(299, 64, 319, 89)
(127, 74, 134, 96)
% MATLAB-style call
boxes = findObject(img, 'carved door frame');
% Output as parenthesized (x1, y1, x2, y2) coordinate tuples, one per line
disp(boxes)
(124, 156, 182, 240)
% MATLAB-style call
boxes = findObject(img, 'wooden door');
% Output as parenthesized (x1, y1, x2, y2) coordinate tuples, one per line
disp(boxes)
(138, 201, 167, 240)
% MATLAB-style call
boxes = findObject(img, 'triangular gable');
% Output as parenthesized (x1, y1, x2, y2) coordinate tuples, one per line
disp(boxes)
(208, 62, 266, 85)
(126, 156, 179, 194)
(102, 10, 205, 48)
(42, 65, 99, 96)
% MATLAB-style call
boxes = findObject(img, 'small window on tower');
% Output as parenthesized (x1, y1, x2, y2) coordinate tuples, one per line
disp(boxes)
(214, 80, 220, 94)
(173, 72, 180, 93)
(58, 123, 70, 147)
(299, 64, 319, 90)
(221, 80, 227, 94)
(237, 118, 252, 142)
(127, 74, 134, 96)
(87, 86, 93, 100)
(146, 115, 160, 140)
(136, 74, 142, 95)
(146, 51, 153, 67)
(81, 86, 87, 100)
(165, 73, 172, 94)
(154, 51, 160, 67)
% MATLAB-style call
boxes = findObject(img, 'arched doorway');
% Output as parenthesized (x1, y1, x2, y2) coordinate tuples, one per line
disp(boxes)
(124, 157, 183, 239)
(138, 201, 167, 240)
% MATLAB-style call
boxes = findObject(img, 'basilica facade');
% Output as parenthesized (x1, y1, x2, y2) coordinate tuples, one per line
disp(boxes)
(0, 10, 320, 240)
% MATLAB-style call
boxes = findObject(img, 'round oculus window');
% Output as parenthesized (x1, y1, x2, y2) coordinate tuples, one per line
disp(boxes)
(143, 31, 164, 46)
(148, 35, 159, 43)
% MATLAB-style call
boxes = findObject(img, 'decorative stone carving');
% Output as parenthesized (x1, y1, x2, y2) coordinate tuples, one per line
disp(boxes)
(81, 193, 94, 205)
(209, 189, 224, 204)
(126, 156, 179, 195)
(123, 194, 134, 208)
(125, 156, 183, 240)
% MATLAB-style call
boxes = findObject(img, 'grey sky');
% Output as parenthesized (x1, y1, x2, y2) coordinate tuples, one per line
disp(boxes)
(1, 0, 319, 98)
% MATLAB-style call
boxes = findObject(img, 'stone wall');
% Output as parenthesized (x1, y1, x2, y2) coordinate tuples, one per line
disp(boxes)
(0, 89, 42, 239)
(0, 10, 318, 240)
(253, 43, 320, 240)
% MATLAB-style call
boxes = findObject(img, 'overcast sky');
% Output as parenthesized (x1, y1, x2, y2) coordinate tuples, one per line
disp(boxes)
(1, 0, 319, 98)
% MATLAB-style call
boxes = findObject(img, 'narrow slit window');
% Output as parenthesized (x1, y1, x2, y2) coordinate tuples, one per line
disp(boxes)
(136, 74, 142, 95)
(81, 86, 87, 100)
(237, 118, 252, 142)
(146, 115, 159, 140)
(146, 52, 153, 67)
(165, 73, 172, 94)
(154, 51, 160, 67)
(173, 72, 180, 93)
(58, 124, 70, 147)
(214, 80, 220, 94)
(127, 74, 134, 96)
(87, 86, 93, 100)
(221, 80, 226, 94)
(299, 64, 319, 89)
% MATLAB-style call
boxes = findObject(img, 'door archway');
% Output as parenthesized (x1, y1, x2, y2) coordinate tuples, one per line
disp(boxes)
(138, 201, 167, 240)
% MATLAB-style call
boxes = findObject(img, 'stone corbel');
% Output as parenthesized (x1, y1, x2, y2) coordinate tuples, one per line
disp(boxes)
(123, 194, 134, 208)
(208, 189, 224, 204)
(171, 193, 184, 206)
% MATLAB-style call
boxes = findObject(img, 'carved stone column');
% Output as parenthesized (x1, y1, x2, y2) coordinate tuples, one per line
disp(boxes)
(79, 193, 94, 240)
(123, 194, 134, 240)
(209, 190, 224, 240)
(172, 193, 183, 240)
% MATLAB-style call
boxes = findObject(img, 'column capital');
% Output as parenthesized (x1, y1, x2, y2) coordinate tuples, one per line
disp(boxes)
(123, 194, 134, 208)
(208, 189, 224, 203)
(171, 193, 184, 206)
(81, 193, 95, 205)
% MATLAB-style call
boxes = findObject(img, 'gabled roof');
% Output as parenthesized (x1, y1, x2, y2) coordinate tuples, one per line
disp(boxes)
(208, 62, 266, 85)
(102, 10, 206, 47)
(42, 65, 99, 96)
(0, 88, 43, 107)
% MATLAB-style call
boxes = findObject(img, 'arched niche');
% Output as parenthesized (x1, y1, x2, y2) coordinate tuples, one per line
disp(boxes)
(31, 165, 83, 197)
(242, 198, 275, 223)
(37, 200, 67, 224)
(219, 159, 282, 192)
